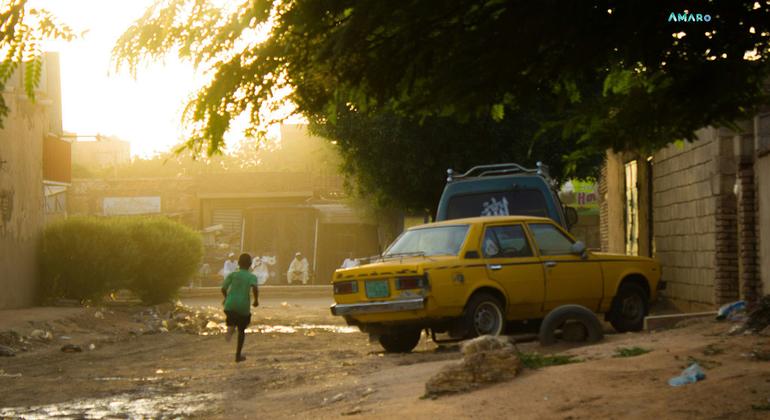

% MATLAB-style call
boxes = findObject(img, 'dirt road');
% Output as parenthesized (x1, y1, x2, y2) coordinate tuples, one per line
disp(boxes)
(1, 296, 769, 419)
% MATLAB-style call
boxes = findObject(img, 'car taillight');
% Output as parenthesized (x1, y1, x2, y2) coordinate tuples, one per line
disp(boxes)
(334, 281, 358, 294)
(396, 276, 427, 290)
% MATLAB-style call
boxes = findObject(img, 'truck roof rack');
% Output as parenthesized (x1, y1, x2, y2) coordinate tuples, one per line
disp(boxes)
(446, 162, 551, 183)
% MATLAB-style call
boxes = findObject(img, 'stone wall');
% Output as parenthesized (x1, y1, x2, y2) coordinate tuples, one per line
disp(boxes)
(757, 154, 770, 296)
(0, 95, 49, 308)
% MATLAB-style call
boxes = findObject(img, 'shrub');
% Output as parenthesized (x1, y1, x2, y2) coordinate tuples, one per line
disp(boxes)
(125, 217, 203, 304)
(40, 217, 136, 301)
(40, 216, 202, 304)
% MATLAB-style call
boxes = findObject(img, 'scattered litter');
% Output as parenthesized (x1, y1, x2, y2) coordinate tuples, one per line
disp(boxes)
(749, 349, 770, 361)
(60, 344, 82, 353)
(323, 393, 346, 405)
(94, 311, 104, 319)
(0, 345, 16, 357)
(0, 369, 22, 378)
(746, 296, 770, 333)
(59, 336, 71, 341)
(155, 369, 165, 374)
(716, 300, 746, 321)
(668, 363, 706, 387)
(88, 343, 96, 351)
(205, 321, 219, 330)
(29, 329, 53, 341)
(361, 387, 375, 397)
(281, 302, 289, 308)
(425, 335, 521, 397)
(342, 406, 363, 416)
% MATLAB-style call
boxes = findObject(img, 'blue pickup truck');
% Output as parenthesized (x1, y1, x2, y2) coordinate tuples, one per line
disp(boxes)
(435, 162, 578, 229)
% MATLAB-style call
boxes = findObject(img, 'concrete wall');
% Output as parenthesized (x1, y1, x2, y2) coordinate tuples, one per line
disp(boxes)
(651, 128, 740, 306)
(0, 95, 49, 308)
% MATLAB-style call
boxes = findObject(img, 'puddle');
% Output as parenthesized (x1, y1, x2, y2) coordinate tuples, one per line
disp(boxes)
(199, 323, 359, 335)
(0, 392, 221, 419)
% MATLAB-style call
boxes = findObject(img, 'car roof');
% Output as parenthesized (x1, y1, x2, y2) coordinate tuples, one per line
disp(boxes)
(409, 215, 554, 230)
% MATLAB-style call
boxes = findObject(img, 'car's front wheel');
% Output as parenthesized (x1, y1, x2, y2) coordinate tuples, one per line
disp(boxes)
(378, 327, 422, 353)
(463, 292, 505, 338)
(608, 283, 649, 332)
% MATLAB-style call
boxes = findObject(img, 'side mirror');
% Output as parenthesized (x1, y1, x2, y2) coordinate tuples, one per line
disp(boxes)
(571, 241, 588, 259)
(564, 206, 579, 229)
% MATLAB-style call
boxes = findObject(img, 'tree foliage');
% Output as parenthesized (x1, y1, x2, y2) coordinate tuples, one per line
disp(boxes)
(311, 107, 603, 215)
(0, 0, 74, 125)
(115, 1, 770, 156)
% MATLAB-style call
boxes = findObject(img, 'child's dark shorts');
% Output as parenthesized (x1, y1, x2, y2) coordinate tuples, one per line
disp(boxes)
(224, 310, 251, 330)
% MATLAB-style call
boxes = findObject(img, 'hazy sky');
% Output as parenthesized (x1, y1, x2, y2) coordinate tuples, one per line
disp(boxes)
(34, 0, 207, 157)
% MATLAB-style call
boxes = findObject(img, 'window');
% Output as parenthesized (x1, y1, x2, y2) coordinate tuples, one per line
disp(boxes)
(529, 223, 574, 256)
(482, 225, 533, 258)
(385, 225, 469, 257)
(447, 190, 548, 219)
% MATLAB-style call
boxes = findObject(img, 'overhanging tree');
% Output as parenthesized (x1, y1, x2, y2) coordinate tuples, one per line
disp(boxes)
(113, 1, 770, 195)
(0, 0, 74, 125)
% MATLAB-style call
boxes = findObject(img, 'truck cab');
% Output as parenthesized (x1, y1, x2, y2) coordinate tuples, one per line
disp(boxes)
(435, 162, 577, 229)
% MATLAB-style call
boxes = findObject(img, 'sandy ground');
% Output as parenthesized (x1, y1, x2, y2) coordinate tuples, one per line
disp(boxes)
(1, 293, 769, 419)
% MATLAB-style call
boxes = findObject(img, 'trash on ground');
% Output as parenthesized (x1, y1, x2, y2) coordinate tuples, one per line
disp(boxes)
(745, 296, 770, 333)
(0, 369, 22, 378)
(668, 363, 706, 387)
(60, 344, 83, 353)
(424, 335, 521, 397)
(0, 345, 16, 357)
(716, 300, 747, 321)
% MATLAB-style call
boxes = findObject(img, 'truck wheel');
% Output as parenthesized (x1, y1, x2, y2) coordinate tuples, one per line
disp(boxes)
(609, 283, 649, 333)
(539, 304, 604, 346)
(379, 328, 422, 353)
(463, 292, 505, 338)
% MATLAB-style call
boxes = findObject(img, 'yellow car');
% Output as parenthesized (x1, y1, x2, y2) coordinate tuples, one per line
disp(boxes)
(331, 216, 664, 352)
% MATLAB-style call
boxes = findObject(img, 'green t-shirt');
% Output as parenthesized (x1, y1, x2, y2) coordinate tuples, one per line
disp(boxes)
(222, 269, 258, 316)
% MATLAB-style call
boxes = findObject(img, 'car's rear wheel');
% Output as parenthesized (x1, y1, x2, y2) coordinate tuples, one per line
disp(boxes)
(464, 292, 505, 338)
(379, 327, 422, 353)
(608, 283, 649, 332)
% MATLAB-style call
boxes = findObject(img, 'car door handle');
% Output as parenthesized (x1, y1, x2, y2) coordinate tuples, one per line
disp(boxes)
(488, 264, 502, 271)
(544, 261, 557, 268)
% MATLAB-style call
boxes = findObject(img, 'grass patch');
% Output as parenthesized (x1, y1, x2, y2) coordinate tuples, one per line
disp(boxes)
(517, 352, 581, 369)
(613, 347, 652, 358)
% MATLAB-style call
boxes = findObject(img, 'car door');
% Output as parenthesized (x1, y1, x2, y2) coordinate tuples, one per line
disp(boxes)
(481, 223, 546, 319)
(526, 222, 603, 312)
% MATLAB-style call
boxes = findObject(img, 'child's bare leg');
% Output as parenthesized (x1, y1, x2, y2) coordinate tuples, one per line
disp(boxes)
(225, 326, 235, 342)
(235, 325, 246, 362)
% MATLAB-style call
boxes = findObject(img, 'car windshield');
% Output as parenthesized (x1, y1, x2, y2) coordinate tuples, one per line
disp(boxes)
(384, 225, 470, 257)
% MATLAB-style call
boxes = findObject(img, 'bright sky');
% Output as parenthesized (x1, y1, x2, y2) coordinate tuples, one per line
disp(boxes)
(33, 0, 208, 157)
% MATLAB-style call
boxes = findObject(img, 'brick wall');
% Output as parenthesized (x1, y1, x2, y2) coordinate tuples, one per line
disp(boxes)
(651, 129, 734, 305)
(737, 161, 761, 302)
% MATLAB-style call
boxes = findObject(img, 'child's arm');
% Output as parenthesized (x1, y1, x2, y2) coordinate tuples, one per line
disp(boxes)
(251, 285, 259, 307)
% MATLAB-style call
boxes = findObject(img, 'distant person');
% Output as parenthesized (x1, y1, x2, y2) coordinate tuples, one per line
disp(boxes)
(221, 253, 238, 279)
(250, 256, 269, 285)
(221, 253, 259, 363)
(287, 252, 309, 284)
(341, 252, 359, 269)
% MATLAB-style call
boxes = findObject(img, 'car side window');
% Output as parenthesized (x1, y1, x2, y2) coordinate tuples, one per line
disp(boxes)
(482, 225, 533, 258)
(529, 223, 574, 256)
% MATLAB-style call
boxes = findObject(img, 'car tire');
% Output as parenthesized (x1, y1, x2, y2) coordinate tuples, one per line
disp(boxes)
(379, 327, 422, 353)
(463, 292, 505, 338)
(539, 304, 604, 346)
(608, 283, 649, 333)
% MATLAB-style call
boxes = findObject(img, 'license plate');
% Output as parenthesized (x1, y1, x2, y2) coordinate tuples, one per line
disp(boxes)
(365, 280, 390, 298)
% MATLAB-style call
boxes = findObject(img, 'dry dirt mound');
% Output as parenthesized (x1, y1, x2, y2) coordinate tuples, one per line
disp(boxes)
(424, 335, 521, 397)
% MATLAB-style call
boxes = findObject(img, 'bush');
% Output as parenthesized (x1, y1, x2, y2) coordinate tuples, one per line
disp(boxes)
(40, 217, 136, 301)
(126, 218, 203, 304)
(40, 216, 202, 304)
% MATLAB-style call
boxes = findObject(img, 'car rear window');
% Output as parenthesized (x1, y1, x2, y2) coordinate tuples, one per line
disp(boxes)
(446, 190, 548, 219)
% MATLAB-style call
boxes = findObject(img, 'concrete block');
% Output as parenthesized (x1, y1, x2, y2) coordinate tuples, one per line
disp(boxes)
(644, 311, 716, 331)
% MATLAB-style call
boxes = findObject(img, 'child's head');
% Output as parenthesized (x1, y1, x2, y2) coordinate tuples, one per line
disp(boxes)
(238, 253, 252, 270)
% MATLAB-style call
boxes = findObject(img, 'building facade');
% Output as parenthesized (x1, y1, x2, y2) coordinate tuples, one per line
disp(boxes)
(600, 120, 769, 309)
(0, 53, 67, 309)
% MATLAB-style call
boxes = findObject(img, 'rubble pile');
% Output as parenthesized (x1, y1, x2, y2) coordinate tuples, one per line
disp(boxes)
(132, 302, 225, 336)
(424, 335, 521, 397)
(745, 296, 770, 335)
